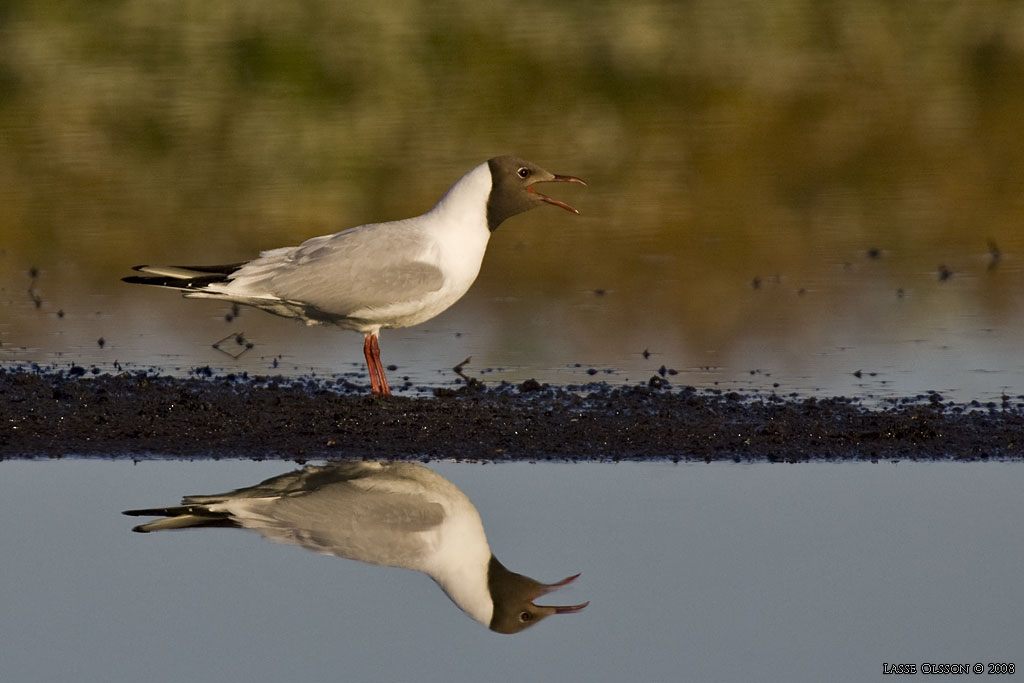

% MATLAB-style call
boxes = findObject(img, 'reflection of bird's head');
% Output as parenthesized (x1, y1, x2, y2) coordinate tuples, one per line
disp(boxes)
(487, 556, 589, 634)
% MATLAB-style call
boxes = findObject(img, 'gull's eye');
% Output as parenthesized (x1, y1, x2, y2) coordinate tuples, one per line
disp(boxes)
(519, 611, 533, 622)
(517, 167, 531, 179)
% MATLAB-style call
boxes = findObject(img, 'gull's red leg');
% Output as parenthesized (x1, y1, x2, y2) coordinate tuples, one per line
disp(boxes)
(363, 334, 382, 395)
(369, 333, 391, 396)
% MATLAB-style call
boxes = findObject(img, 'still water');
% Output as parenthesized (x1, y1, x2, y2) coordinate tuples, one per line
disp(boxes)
(3, 2, 1024, 400)
(1, 459, 1021, 683)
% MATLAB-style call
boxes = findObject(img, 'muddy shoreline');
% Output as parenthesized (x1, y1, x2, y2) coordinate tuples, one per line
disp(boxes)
(2, 366, 1022, 461)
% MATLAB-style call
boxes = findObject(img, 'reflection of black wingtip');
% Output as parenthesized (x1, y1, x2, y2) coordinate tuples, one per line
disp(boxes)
(123, 507, 173, 517)
(123, 505, 239, 532)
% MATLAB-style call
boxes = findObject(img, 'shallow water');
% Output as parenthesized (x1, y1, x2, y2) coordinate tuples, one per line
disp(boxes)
(3, 1, 1024, 401)
(1, 459, 1021, 683)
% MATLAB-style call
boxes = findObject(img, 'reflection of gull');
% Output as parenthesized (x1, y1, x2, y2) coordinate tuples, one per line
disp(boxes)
(122, 157, 585, 396)
(124, 462, 587, 634)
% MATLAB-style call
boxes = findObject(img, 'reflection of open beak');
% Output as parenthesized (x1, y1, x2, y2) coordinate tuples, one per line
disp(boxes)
(533, 572, 590, 613)
(529, 175, 587, 214)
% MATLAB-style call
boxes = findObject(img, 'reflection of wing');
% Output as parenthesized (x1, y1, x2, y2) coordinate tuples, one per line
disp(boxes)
(185, 462, 448, 569)
(183, 461, 388, 503)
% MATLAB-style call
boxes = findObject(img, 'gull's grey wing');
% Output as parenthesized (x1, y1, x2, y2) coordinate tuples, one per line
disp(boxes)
(230, 221, 446, 317)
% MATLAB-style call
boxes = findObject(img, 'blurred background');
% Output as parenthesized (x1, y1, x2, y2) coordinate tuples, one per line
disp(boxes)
(2, 0, 1023, 399)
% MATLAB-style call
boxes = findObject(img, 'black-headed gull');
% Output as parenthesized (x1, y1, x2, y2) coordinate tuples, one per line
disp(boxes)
(123, 157, 585, 394)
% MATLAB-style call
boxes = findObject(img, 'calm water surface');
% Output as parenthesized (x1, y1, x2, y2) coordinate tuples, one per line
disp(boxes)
(1, 460, 1021, 683)
(2, 2, 1024, 400)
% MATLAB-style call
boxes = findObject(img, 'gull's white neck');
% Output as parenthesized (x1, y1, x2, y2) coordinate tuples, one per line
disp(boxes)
(415, 162, 494, 301)
(424, 492, 495, 627)
(429, 161, 491, 221)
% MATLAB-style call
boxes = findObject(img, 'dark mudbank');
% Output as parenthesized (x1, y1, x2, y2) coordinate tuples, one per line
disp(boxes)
(2, 367, 1022, 461)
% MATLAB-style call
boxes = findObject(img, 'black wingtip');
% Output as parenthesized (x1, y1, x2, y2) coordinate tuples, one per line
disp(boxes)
(122, 273, 230, 288)
(124, 265, 156, 284)
(121, 275, 172, 286)
(122, 263, 243, 288)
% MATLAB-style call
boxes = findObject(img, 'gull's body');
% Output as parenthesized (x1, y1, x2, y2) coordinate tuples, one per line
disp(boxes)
(124, 462, 587, 633)
(123, 157, 585, 394)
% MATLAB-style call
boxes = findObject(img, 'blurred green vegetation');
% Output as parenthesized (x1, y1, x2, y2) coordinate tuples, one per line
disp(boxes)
(2, 0, 1024, 348)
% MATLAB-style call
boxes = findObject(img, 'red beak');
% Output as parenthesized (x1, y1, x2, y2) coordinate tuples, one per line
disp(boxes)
(529, 174, 587, 214)
(533, 572, 589, 613)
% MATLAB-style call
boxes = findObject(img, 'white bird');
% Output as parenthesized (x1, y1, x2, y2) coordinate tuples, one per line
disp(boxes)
(123, 157, 585, 395)
(123, 461, 588, 634)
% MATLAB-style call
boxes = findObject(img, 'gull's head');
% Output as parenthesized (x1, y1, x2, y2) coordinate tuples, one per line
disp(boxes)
(487, 557, 589, 634)
(486, 156, 587, 231)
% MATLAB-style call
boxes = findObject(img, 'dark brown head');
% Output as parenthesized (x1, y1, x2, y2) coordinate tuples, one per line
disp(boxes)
(487, 556, 589, 634)
(485, 156, 586, 232)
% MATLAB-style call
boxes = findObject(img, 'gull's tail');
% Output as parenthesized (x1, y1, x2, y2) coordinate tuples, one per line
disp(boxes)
(122, 505, 239, 533)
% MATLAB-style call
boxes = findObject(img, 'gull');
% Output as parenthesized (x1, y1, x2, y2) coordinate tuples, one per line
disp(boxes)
(124, 461, 588, 634)
(123, 157, 585, 394)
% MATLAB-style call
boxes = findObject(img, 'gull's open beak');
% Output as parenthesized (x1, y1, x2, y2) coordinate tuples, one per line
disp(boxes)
(529, 174, 587, 214)
(532, 572, 589, 613)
